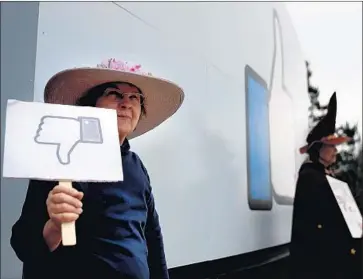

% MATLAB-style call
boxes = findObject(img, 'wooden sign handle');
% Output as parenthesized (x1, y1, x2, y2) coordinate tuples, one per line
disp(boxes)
(59, 180, 77, 246)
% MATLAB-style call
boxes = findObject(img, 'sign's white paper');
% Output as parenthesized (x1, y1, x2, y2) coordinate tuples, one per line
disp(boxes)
(3, 99, 123, 182)
(326, 175, 362, 238)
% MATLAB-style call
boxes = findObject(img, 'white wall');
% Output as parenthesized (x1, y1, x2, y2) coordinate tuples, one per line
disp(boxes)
(3, 2, 309, 276)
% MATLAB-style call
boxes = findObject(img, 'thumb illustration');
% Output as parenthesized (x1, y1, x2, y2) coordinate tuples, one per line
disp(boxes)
(56, 141, 79, 165)
(268, 9, 296, 204)
(269, 9, 288, 95)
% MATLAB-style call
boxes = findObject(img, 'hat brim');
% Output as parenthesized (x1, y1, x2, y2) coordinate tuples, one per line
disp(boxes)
(299, 136, 351, 154)
(44, 68, 184, 139)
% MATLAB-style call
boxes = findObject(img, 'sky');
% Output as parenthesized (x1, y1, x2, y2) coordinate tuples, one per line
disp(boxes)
(286, 2, 362, 137)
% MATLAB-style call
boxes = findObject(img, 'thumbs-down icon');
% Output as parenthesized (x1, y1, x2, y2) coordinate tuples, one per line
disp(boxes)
(34, 115, 103, 165)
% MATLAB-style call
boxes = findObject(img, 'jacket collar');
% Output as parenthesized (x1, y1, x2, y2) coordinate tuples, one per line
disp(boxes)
(301, 160, 326, 174)
(121, 138, 131, 155)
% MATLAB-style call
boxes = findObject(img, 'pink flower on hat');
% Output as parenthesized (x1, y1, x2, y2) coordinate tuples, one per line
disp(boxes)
(97, 58, 152, 76)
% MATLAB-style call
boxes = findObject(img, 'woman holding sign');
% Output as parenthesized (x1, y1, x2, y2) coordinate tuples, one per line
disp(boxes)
(10, 59, 184, 279)
(290, 92, 361, 279)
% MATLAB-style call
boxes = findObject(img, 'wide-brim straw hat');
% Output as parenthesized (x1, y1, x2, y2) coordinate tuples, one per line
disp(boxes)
(43, 58, 185, 139)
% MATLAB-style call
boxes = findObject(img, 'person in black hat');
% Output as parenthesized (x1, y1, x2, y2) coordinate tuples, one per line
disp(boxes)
(289, 92, 361, 279)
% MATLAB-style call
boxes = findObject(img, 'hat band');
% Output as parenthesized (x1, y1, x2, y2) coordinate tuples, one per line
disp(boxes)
(299, 134, 350, 154)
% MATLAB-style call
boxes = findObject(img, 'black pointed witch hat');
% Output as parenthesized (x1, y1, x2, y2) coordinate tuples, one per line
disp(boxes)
(299, 92, 351, 154)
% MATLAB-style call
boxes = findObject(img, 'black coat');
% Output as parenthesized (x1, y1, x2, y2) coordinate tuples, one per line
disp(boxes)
(290, 161, 362, 279)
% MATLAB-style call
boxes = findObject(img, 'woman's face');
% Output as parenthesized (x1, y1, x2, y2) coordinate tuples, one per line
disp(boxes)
(319, 144, 337, 166)
(95, 83, 143, 141)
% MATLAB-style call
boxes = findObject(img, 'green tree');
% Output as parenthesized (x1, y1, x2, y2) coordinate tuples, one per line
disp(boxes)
(354, 147, 363, 211)
(357, 147, 363, 188)
(332, 123, 361, 198)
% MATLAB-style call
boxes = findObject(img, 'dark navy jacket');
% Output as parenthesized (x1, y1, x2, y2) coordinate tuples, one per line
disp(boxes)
(10, 139, 169, 279)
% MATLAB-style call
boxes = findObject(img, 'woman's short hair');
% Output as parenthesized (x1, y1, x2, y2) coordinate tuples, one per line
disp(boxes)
(76, 81, 146, 116)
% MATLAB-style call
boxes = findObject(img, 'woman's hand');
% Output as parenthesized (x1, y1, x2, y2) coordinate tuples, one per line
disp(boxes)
(46, 184, 84, 227)
(43, 184, 84, 251)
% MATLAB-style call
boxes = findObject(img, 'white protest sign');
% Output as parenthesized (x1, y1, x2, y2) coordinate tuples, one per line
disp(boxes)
(3, 99, 123, 181)
(3, 99, 123, 245)
(326, 175, 362, 238)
